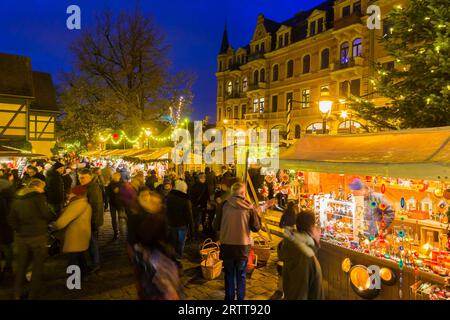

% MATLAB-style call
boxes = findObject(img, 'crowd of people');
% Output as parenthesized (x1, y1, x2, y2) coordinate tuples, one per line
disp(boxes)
(0, 157, 326, 300)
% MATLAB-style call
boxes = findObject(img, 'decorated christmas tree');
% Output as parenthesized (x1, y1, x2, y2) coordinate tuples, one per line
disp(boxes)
(351, 0, 449, 129)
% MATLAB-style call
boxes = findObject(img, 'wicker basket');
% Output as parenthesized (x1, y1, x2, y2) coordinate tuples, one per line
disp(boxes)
(201, 251, 223, 280)
(199, 238, 220, 261)
(252, 236, 271, 262)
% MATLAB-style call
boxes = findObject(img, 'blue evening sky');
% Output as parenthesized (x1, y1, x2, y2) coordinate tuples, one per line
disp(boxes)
(0, 0, 323, 121)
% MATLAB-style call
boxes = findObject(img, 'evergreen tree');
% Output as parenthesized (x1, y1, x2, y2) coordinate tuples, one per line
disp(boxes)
(351, 0, 449, 129)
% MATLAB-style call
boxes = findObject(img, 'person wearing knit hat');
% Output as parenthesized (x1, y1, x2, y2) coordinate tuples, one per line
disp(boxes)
(166, 179, 194, 259)
(349, 177, 395, 238)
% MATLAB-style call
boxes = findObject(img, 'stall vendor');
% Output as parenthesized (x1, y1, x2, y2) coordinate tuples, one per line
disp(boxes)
(350, 178, 395, 238)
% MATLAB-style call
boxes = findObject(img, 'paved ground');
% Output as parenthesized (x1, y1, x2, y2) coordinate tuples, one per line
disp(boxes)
(0, 211, 280, 300)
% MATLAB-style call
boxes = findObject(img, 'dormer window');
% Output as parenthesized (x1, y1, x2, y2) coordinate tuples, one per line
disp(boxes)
(278, 35, 283, 48)
(255, 44, 259, 53)
(310, 21, 316, 36)
(318, 18, 324, 33)
(261, 43, 265, 53)
(284, 33, 289, 46)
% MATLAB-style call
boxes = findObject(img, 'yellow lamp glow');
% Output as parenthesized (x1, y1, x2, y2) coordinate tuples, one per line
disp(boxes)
(319, 100, 333, 115)
(341, 110, 349, 120)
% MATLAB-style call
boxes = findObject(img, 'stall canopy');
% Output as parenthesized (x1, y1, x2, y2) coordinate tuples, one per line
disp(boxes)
(0, 145, 45, 158)
(279, 127, 450, 180)
(138, 147, 172, 161)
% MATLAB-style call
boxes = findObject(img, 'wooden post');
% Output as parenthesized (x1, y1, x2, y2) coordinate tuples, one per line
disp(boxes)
(247, 172, 272, 242)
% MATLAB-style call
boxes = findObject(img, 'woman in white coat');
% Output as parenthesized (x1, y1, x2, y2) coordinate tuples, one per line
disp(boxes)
(52, 185, 92, 279)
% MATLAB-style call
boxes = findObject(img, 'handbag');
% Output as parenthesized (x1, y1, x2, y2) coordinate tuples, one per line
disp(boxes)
(47, 233, 61, 256)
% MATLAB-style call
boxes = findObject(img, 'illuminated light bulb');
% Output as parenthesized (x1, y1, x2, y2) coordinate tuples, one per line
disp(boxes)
(435, 46, 440, 53)
(424, 17, 430, 20)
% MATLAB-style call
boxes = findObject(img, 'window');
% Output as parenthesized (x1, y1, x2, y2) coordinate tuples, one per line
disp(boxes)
(295, 125, 301, 139)
(382, 61, 395, 71)
(306, 123, 329, 134)
(218, 108, 221, 121)
(350, 79, 361, 97)
(255, 44, 259, 53)
(272, 65, 279, 81)
(237, 56, 241, 65)
(234, 106, 239, 119)
(241, 105, 246, 118)
(219, 61, 222, 72)
(253, 99, 259, 113)
(272, 95, 278, 112)
(352, 38, 362, 57)
(218, 84, 222, 96)
(286, 92, 293, 110)
(318, 18, 324, 33)
(342, 5, 351, 17)
(302, 89, 310, 108)
(227, 81, 233, 95)
(321, 49, 330, 69)
(340, 42, 350, 64)
(353, 1, 362, 15)
(383, 20, 393, 38)
(278, 35, 283, 48)
(242, 77, 248, 92)
(284, 33, 289, 46)
(260, 68, 265, 82)
(339, 81, 349, 97)
(261, 43, 265, 53)
(310, 21, 316, 37)
(303, 55, 311, 74)
(228, 59, 232, 68)
(254, 70, 259, 85)
(235, 80, 239, 94)
(227, 107, 232, 119)
(286, 60, 294, 78)
(338, 121, 362, 133)
(259, 98, 265, 113)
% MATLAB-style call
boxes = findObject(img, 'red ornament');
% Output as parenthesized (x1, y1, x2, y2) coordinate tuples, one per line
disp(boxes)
(381, 184, 386, 194)
(112, 133, 119, 140)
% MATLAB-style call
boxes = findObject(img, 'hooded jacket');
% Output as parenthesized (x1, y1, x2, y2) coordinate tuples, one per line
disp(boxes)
(166, 190, 194, 233)
(0, 179, 14, 244)
(54, 197, 92, 253)
(45, 168, 65, 204)
(214, 195, 261, 259)
(278, 230, 324, 300)
(8, 188, 53, 237)
(86, 176, 104, 230)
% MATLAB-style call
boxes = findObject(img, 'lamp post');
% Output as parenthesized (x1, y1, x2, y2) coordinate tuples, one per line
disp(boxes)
(144, 128, 151, 149)
(319, 87, 333, 134)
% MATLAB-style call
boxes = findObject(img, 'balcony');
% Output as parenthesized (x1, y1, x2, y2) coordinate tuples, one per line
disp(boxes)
(332, 56, 364, 71)
(247, 51, 265, 62)
(225, 92, 245, 100)
(247, 82, 267, 92)
(334, 12, 362, 31)
(244, 112, 264, 121)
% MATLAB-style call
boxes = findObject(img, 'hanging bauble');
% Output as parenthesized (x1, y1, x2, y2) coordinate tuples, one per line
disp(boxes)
(443, 187, 450, 200)
(112, 133, 120, 140)
(434, 188, 444, 198)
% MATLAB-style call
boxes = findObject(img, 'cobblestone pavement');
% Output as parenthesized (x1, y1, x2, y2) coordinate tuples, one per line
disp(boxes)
(0, 211, 280, 300)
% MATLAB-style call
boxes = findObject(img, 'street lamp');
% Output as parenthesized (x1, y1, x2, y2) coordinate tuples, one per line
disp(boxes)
(340, 110, 354, 133)
(319, 87, 333, 134)
(144, 128, 151, 149)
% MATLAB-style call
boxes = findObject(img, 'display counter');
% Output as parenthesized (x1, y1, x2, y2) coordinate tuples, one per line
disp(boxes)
(318, 240, 447, 300)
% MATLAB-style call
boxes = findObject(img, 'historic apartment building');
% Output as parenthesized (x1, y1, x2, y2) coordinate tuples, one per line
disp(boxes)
(216, 0, 405, 139)
(0, 52, 58, 156)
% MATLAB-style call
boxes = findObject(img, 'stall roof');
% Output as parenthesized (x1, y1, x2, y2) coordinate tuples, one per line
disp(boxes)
(0, 145, 45, 158)
(139, 147, 172, 161)
(279, 127, 450, 180)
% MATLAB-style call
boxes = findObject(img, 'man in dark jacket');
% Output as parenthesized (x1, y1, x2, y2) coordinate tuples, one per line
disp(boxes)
(213, 182, 261, 301)
(45, 162, 65, 217)
(106, 172, 124, 240)
(145, 170, 158, 191)
(21, 166, 46, 187)
(205, 167, 216, 199)
(166, 180, 194, 259)
(78, 168, 104, 273)
(278, 209, 324, 300)
(189, 173, 209, 240)
(8, 179, 53, 300)
(0, 176, 14, 280)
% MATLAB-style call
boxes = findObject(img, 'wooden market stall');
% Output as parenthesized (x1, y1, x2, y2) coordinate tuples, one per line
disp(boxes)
(277, 127, 450, 300)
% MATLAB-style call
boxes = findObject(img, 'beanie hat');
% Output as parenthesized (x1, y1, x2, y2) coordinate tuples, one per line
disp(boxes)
(349, 178, 366, 191)
(52, 162, 64, 170)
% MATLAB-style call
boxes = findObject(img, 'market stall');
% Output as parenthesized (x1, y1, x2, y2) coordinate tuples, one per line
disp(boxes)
(0, 145, 46, 174)
(275, 127, 450, 300)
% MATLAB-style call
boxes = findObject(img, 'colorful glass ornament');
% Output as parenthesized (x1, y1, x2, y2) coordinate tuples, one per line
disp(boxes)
(400, 197, 405, 209)
(370, 201, 377, 208)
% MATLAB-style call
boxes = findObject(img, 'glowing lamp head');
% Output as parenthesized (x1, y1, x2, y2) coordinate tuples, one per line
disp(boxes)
(341, 110, 349, 119)
(144, 129, 152, 137)
(223, 119, 229, 124)
(319, 100, 333, 115)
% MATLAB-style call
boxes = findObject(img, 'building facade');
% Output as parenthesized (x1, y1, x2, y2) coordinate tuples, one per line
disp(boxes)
(0, 52, 58, 156)
(216, 0, 405, 139)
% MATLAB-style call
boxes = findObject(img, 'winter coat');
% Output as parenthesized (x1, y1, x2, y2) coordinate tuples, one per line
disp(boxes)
(107, 180, 124, 208)
(86, 177, 104, 230)
(145, 175, 158, 191)
(0, 179, 14, 244)
(62, 174, 73, 195)
(213, 195, 261, 259)
(54, 198, 92, 253)
(205, 172, 216, 198)
(279, 208, 296, 229)
(45, 169, 65, 205)
(8, 188, 53, 238)
(166, 190, 194, 234)
(189, 182, 209, 208)
(278, 230, 324, 300)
